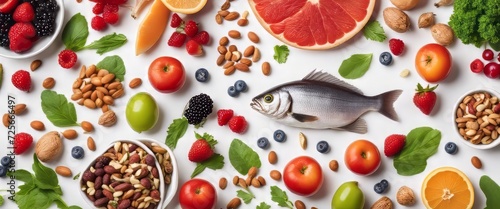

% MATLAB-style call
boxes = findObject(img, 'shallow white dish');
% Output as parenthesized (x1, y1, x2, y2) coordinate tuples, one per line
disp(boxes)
(0, 0, 64, 59)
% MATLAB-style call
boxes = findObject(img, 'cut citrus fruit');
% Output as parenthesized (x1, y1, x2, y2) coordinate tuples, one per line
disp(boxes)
(421, 167, 474, 209)
(248, 0, 376, 50)
(135, 0, 170, 55)
(160, 0, 207, 14)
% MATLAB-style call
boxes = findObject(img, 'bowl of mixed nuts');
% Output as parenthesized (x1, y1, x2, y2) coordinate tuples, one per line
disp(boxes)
(79, 139, 174, 209)
(453, 89, 500, 149)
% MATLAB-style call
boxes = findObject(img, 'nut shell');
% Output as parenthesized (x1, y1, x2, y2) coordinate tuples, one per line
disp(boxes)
(35, 131, 63, 162)
(383, 7, 411, 33)
(396, 186, 416, 206)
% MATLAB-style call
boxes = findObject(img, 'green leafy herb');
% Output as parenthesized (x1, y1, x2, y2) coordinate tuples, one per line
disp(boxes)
(96, 55, 126, 81)
(41, 90, 79, 127)
(229, 139, 261, 175)
(84, 33, 127, 55)
(270, 186, 293, 209)
(257, 202, 271, 209)
(394, 127, 441, 176)
(338, 53, 373, 79)
(237, 190, 255, 204)
(62, 13, 88, 51)
(363, 20, 386, 42)
(73, 172, 81, 180)
(273, 45, 290, 64)
(480, 175, 500, 208)
(0, 195, 4, 206)
(195, 132, 216, 147)
(165, 118, 188, 149)
(191, 153, 224, 178)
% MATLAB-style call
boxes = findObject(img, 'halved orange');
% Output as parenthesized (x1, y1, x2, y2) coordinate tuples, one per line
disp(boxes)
(421, 167, 474, 209)
(135, 0, 170, 55)
(161, 0, 207, 14)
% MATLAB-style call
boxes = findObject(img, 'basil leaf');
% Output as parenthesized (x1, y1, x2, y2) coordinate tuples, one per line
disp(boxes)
(165, 118, 188, 149)
(62, 13, 88, 51)
(363, 20, 386, 42)
(96, 55, 126, 81)
(273, 45, 290, 64)
(236, 190, 255, 204)
(480, 175, 500, 209)
(394, 127, 441, 176)
(257, 202, 271, 209)
(229, 139, 261, 175)
(32, 154, 58, 188)
(190, 154, 224, 178)
(338, 53, 373, 79)
(10, 169, 34, 182)
(41, 90, 79, 127)
(270, 186, 293, 208)
(84, 33, 127, 55)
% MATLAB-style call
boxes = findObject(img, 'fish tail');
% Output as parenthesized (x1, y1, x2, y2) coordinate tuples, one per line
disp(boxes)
(378, 90, 402, 121)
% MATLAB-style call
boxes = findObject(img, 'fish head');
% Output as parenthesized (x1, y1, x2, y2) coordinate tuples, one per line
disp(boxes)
(250, 89, 291, 119)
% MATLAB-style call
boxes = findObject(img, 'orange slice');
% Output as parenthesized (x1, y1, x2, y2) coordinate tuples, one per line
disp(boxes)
(161, 0, 207, 14)
(135, 0, 170, 56)
(421, 167, 474, 209)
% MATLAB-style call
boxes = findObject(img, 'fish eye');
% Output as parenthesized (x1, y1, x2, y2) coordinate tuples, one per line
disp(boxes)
(264, 94, 273, 103)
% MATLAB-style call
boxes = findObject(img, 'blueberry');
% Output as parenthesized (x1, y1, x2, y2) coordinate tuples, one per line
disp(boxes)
(257, 137, 269, 149)
(316, 141, 330, 153)
(445, 142, 458, 154)
(380, 179, 389, 190)
(234, 80, 247, 92)
(379, 52, 393, 66)
(1, 156, 11, 167)
(195, 68, 209, 82)
(227, 86, 239, 97)
(71, 146, 85, 159)
(0, 166, 6, 177)
(374, 182, 385, 194)
(273, 130, 287, 142)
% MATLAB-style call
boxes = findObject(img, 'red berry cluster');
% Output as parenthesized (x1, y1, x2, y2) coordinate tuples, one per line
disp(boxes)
(89, 0, 127, 31)
(167, 13, 210, 56)
(2, 1, 36, 53)
(470, 49, 500, 79)
(217, 109, 248, 134)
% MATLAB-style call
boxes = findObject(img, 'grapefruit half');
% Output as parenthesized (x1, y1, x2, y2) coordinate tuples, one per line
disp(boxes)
(248, 0, 376, 50)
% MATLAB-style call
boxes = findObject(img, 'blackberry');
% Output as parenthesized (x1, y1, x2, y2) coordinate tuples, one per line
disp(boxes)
(33, 0, 59, 37)
(0, 13, 14, 48)
(183, 93, 213, 125)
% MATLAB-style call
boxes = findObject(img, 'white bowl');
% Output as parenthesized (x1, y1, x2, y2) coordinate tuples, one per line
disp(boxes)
(79, 139, 166, 209)
(452, 89, 500, 149)
(0, 0, 64, 59)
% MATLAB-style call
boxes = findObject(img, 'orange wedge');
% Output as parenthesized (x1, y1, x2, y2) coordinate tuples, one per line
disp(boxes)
(135, 0, 170, 55)
(160, 0, 207, 14)
(421, 167, 474, 209)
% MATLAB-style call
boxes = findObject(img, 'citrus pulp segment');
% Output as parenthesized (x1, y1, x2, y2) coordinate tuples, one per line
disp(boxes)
(421, 167, 474, 209)
(248, 0, 376, 50)
(161, 0, 207, 14)
(135, 0, 170, 55)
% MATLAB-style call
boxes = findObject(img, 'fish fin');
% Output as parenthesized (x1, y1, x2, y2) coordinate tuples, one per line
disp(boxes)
(302, 70, 363, 94)
(378, 89, 403, 121)
(339, 118, 367, 134)
(291, 113, 319, 122)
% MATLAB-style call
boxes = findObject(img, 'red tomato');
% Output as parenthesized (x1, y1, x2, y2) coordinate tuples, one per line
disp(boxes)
(283, 156, 323, 196)
(179, 179, 217, 209)
(344, 140, 381, 176)
(415, 43, 452, 83)
(148, 56, 186, 93)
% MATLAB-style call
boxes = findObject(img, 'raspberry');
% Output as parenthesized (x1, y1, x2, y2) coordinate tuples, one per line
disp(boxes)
(91, 15, 107, 31)
(228, 116, 248, 134)
(11, 70, 31, 92)
(13, 132, 33, 155)
(58, 49, 77, 69)
(183, 20, 198, 37)
(92, 3, 104, 14)
(13, 2, 35, 23)
(170, 13, 183, 28)
(389, 38, 405, 56)
(384, 134, 406, 157)
(217, 109, 234, 126)
(103, 11, 119, 24)
(103, 4, 119, 13)
(192, 31, 210, 45)
(8, 22, 35, 53)
(167, 31, 187, 47)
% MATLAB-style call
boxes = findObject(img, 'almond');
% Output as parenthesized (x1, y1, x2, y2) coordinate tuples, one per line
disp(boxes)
(329, 160, 339, 172)
(224, 12, 240, 21)
(217, 55, 226, 66)
(42, 77, 55, 89)
(84, 99, 97, 109)
(270, 170, 281, 181)
(220, 0, 230, 10)
(228, 45, 238, 52)
(226, 197, 241, 209)
(91, 76, 103, 86)
(81, 121, 94, 132)
(103, 95, 114, 105)
(240, 58, 252, 66)
(371, 196, 393, 209)
(62, 129, 78, 139)
(252, 47, 261, 62)
(14, 104, 27, 115)
(79, 65, 86, 78)
(268, 150, 277, 164)
(257, 176, 266, 186)
(243, 45, 255, 57)
(87, 136, 96, 151)
(30, 59, 42, 71)
(262, 61, 271, 76)
(30, 120, 45, 131)
(237, 18, 248, 26)
(219, 36, 229, 46)
(86, 65, 96, 77)
(248, 166, 258, 179)
(101, 73, 115, 84)
(228, 30, 241, 39)
(224, 66, 236, 75)
(111, 89, 124, 99)
(215, 14, 223, 24)
(223, 61, 235, 69)
(218, 10, 230, 17)
(2, 113, 9, 127)
(234, 63, 249, 72)
(219, 177, 228, 190)
(251, 178, 261, 187)
(471, 156, 482, 169)
(232, 176, 239, 185)
(248, 32, 260, 43)
(295, 200, 306, 209)
(55, 166, 72, 177)
(218, 45, 228, 55)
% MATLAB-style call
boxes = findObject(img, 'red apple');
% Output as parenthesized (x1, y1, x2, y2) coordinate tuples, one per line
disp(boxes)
(344, 140, 381, 175)
(179, 179, 217, 209)
(283, 156, 323, 196)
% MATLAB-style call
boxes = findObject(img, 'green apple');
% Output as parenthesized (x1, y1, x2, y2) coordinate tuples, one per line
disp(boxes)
(126, 92, 159, 133)
(331, 181, 364, 209)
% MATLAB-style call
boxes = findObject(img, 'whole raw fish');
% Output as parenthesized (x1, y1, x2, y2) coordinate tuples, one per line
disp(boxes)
(250, 70, 402, 134)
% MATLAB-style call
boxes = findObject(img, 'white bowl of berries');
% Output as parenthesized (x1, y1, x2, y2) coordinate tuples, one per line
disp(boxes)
(0, 0, 64, 59)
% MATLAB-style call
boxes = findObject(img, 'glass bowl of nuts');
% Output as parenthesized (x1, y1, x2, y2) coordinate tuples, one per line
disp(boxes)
(78, 139, 167, 209)
(453, 89, 500, 149)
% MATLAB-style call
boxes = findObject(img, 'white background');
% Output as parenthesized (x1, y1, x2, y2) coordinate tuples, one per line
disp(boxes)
(1, 0, 500, 208)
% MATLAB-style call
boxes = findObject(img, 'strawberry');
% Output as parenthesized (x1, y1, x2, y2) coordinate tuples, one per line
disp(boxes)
(384, 134, 406, 157)
(389, 38, 405, 56)
(183, 20, 198, 37)
(188, 139, 214, 162)
(11, 70, 31, 92)
(13, 2, 35, 23)
(192, 31, 210, 45)
(170, 13, 183, 28)
(217, 109, 234, 126)
(186, 39, 203, 56)
(0, 0, 19, 13)
(413, 83, 438, 115)
(167, 31, 186, 47)
(228, 116, 247, 134)
(14, 132, 33, 155)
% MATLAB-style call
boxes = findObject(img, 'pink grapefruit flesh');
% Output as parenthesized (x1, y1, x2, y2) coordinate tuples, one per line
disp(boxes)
(248, 0, 376, 50)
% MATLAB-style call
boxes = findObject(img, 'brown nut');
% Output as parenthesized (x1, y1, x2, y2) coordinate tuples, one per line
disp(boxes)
(35, 131, 63, 162)
(55, 166, 72, 177)
(228, 30, 241, 39)
(226, 197, 241, 209)
(295, 200, 306, 209)
(268, 151, 277, 164)
(471, 156, 482, 169)
(248, 32, 260, 43)
(81, 121, 94, 132)
(13, 104, 27, 115)
(383, 7, 410, 33)
(219, 177, 228, 189)
(62, 129, 78, 139)
(225, 12, 240, 21)
(396, 186, 416, 206)
(30, 59, 42, 71)
(99, 110, 117, 127)
(329, 160, 339, 171)
(43, 77, 55, 89)
(87, 136, 96, 151)
(270, 170, 281, 181)
(2, 113, 9, 127)
(371, 196, 393, 209)
(129, 78, 142, 89)
(30, 120, 45, 131)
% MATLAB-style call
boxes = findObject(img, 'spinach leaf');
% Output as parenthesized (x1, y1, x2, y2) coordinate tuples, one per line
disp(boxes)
(165, 118, 188, 149)
(96, 55, 126, 81)
(32, 153, 58, 188)
(84, 33, 127, 55)
(62, 13, 88, 51)
(229, 139, 261, 175)
(480, 175, 500, 209)
(41, 90, 79, 127)
(338, 53, 373, 79)
(394, 127, 441, 176)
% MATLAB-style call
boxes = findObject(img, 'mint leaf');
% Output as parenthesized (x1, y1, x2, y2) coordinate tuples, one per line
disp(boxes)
(15, 187, 53, 209)
(229, 139, 261, 175)
(273, 45, 290, 64)
(165, 118, 188, 149)
(270, 186, 293, 208)
(257, 202, 271, 209)
(363, 20, 386, 42)
(96, 55, 126, 81)
(191, 154, 224, 178)
(84, 33, 127, 55)
(237, 190, 254, 204)
(394, 127, 441, 176)
(62, 13, 88, 51)
(338, 53, 373, 79)
(480, 175, 500, 209)
(41, 90, 79, 127)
